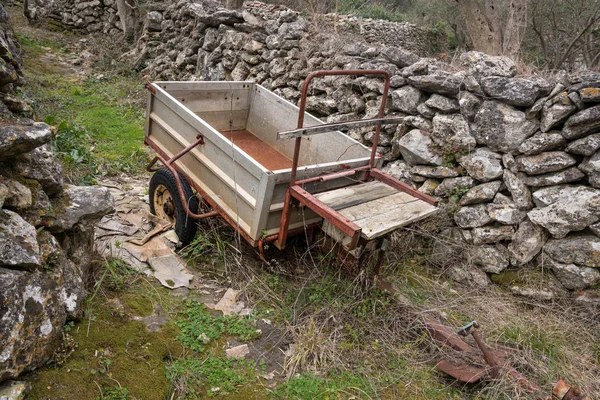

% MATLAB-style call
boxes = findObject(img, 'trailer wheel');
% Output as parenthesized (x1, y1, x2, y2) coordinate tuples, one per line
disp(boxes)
(149, 168, 199, 247)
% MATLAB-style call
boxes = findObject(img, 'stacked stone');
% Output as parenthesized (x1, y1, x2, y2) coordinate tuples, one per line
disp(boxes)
(0, 119, 115, 382)
(28, 0, 121, 34)
(133, 1, 600, 294)
(0, 5, 29, 118)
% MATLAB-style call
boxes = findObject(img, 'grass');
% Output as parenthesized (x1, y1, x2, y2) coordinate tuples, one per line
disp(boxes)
(15, 18, 147, 182)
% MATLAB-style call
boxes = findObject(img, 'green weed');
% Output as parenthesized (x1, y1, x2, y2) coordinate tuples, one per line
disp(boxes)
(175, 301, 259, 352)
(167, 356, 255, 398)
(100, 386, 129, 400)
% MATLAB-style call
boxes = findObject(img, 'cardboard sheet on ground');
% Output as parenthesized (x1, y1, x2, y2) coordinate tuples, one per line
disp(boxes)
(94, 182, 194, 289)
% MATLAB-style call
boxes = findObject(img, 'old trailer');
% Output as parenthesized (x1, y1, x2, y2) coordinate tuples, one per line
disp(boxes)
(144, 70, 438, 266)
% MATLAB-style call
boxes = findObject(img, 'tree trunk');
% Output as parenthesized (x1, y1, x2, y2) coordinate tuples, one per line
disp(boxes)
(456, 0, 503, 56)
(502, 0, 528, 60)
(116, 0, 137, 42)
(226, 0, 244, 9)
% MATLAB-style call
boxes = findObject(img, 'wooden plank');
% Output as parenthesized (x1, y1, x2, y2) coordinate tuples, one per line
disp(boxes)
(338, 192, 438, 240)
(314, 181, 397, 210)
(277, 116, 405, 140)
(246, 85, 371, 166)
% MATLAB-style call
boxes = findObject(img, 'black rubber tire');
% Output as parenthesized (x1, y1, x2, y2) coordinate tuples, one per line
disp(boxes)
(149, 168, 199, 247)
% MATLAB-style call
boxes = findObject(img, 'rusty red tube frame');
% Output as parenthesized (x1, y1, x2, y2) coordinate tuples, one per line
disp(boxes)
(278, 70, 391, 251)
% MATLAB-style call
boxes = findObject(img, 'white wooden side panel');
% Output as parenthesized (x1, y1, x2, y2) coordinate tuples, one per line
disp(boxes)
(246, 85, 372, 167)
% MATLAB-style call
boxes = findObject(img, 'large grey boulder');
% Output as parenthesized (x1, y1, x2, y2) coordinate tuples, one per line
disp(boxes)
(454, 204, 491, 228)
(508, 221, 547, 265)
(565, 133, 600, 156)
(544, 235, 600, 267)
(514, 151, 576, 175)
(458, 147, 503, 182)
(519, 167, 585, 187)
(473, 101, 539, 153)
(0, 268, 66, 382)
(381, 46, 420, 67)
(0, 210, 40, 270)
(459, 51, 516, 79)
(480, 76, 547, 107)
(503, 170, 533, 210)
(15, 144, 64, 197)
(0, 123, 53, 160)
(469, 244, 510, 274)
(540, 93, 577, 132)
(434, 176, 475, 197)
(472, 225, 515, 245)
(396, 129, 442, 166)
(547, 258, 600, 290)
(391, 86, 424, 114)
(44, 186, 114, 232)
(0, 178, 31, 211)
(431, 113, 475, 151)
(460, 181, 502, 206)
(486, 203, 527, 225)
(562, 105, 600, 139)
(528, 187, 600, 238)
(579, 149, 600, 177)
(518, 132, 567, 155)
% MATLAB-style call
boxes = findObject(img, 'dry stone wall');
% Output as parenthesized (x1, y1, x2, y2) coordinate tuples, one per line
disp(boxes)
(0, 4, 114, 385)
(26, 0, 600, 295)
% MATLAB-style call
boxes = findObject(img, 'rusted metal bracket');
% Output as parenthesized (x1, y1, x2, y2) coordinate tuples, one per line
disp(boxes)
(553, 378, 589, 400)
(145, 81, 157, 95)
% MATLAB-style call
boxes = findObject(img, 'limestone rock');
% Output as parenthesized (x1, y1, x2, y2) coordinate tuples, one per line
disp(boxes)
(565, 133, 600, 156)
(579, 87, 600, 102)
(519, 167, 585, 187)
(416, 103, 435, 119)
(562, 105, 600, 140)
(434, 176, 475, 198)
(460, 181, 502, 206)
(532, 185, 584, 207)
(0, 381, 30, 400)
(15, 144, 64, 197)
(502, 153, 518, 173)
(409, 165, 458, 179)
(0, 122, 53, 160)
(473, 101, 539, 153)
(480, 76, 547, 107)
(487, 203, 527, 225)
(590, 222, 600, 237)
(458, 147, 503, 182)
(407, 73, 461, 96)
(431, 113, 475, 151)
(547, 258, 600, 290)
(503, 170, 533, 210)
(403, 116, 432, 131)
(458, 91, 482, 121)
(391, 86, 424, 114)
(472, 225, 515, 245)
(469, 244, 510, 274)
(305, 96, 336, 115)
(418, 179, 438, 195)
(381, 46, 420, 67)
(1, 178, 32, 211)
(0, 210, 40, 270)
(0, 268, 66, 382)
(459, 51, 516, 79)
(424, 94, 459, 113)
(508, 221, 547, 265)
(147, 11, 163, 32)
(528, 187, 600, 238)
(517, 132, 567, 156)
(381, 160, 412, 183)
(579, 149, 600, 178)
(515, 151, 576, 175)
(454, 204, 491, 228)
(540, 97, 576, 132)
(396, 129, 442, 166)
(544, 235, 600, 267)
(45, 186, 114, 232)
